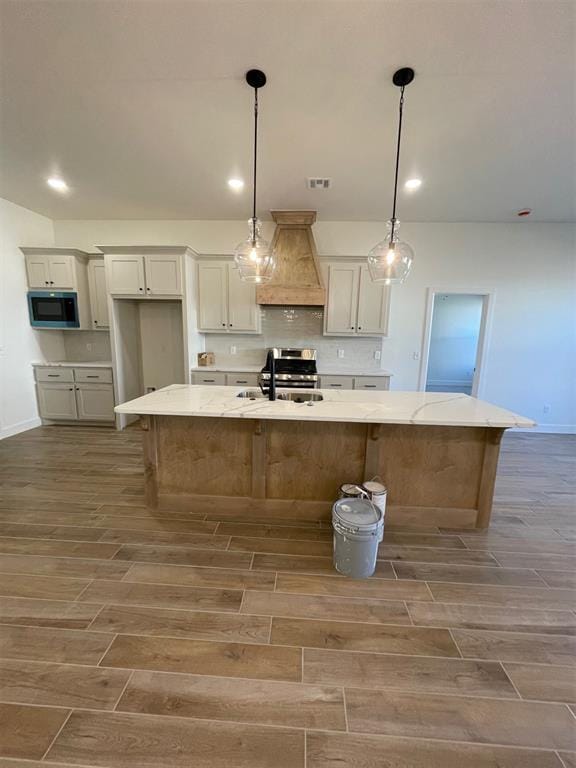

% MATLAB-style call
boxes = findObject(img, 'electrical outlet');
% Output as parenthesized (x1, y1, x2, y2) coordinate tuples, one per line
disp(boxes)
(413, 351, 420, 360)
(543, 403, 551, 414)
(337, 349, 345, 359)
(86, 343, 93, 352)
(374, 350, 381, 361)
(230, 345, 237, 355)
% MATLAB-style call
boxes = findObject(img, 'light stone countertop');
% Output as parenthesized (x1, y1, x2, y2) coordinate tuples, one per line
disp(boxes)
(191, 365, 393, 377)
(32, 361, 113, 368)
(115, 384, 535, 429)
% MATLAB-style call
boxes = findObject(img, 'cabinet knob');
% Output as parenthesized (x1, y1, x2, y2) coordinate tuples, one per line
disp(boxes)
(50, 281, 54, 285)
(94, 320, 98, 325)
(228, 324, 232, 327)
(69, 387, 74, 391)
(358, 326, 362, 330)
(350, 326, 354, 330)
(222, 323, 226, 327)
(146, 287, 151, 292)
(139, 287, 143, 291)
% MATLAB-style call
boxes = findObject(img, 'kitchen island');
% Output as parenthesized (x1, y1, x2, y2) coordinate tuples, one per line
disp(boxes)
(116, 386, 534, 529)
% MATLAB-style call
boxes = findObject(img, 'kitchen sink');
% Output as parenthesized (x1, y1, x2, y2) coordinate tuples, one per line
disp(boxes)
(277, 392, 324, 403)
(236, 390, 266, 399)
(236, 390, 324, 403)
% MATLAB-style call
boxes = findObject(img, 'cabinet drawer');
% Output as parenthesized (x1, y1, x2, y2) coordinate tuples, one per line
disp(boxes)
(226, 373, 258, 387)
(74, 368, 113, 384)
(320, 375, 354, 390)
(192, 372, 226, 386)
(353, 376, 390, 391)
(35, 367, 74, 383)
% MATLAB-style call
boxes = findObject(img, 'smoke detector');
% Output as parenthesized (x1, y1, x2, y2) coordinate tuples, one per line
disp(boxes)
(307, 177, 331, 190)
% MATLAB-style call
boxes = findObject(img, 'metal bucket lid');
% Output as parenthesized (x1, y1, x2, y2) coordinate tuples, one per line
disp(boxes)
(363, 480, 387, 496)
(333, 498, 383, 530)
(339, 483, 366, 497)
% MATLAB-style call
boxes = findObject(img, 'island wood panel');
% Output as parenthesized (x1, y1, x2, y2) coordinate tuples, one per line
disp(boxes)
(265, 419, 367, 500)
(155, 415, 254, 497)
(145, 417, 505, 528)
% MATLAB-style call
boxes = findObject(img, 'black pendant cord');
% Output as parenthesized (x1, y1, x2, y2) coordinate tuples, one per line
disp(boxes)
(251, 88, 259, 246)
(389, 85, 405, 245)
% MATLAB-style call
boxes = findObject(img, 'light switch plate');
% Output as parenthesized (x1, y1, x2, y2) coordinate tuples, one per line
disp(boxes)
(337, 349, 345, 359)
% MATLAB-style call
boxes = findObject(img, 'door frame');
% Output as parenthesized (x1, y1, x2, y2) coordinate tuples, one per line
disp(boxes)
(418, 287, 496, 398)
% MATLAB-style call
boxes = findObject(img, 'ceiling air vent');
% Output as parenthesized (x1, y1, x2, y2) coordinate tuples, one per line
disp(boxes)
(307, 177, 331, 190)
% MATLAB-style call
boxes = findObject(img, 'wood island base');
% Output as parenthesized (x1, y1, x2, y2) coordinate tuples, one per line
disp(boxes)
(141, 415, 505, 529)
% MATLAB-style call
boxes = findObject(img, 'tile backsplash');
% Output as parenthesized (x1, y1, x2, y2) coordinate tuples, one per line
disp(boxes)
(206, 306, 385, 370)
(63, 331, 112, 362)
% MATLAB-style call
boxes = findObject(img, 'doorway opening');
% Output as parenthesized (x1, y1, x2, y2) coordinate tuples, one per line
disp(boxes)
(419, 289, 494, 398)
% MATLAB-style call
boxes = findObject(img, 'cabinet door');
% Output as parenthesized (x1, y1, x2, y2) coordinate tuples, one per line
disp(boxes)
(37, 383, 78, 420)
(144, 254, 182, 296)
(47, 255, 75, 289)
(227, 264, 260, 333)
(88, 261, 109, 329)
(197, 263, 228, 331)
(324, 264, 359, 335)
(75, 384, 115, 421)
(356, 266, 390, 336)
(26, 256, 50, 288)
(106, 255, 146, 295)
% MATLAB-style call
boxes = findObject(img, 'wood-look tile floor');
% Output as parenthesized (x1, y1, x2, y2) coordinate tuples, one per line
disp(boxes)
(0, 426, 574, 767)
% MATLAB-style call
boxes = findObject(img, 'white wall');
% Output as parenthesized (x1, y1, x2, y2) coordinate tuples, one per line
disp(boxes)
(0, 198, 64, 439)
(54, 218, 576, 432)
(427, 294, 484, 386)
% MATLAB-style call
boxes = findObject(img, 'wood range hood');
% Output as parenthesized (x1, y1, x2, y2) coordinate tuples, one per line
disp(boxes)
(256, 210, 326, 306)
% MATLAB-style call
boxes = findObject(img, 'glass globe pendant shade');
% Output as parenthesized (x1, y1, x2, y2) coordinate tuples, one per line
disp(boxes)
(234, 218, 275, 283)
(367, 219, 414, 285)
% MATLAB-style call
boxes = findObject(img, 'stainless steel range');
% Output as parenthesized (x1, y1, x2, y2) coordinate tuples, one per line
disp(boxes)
(259, 348, 318, 389)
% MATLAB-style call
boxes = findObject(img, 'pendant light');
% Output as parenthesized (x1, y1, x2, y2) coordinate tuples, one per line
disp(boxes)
(234, 69, 275, 283)
(368, 67, 415, 285)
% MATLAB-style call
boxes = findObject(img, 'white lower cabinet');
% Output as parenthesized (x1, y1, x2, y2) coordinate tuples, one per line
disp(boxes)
(226, 373, 259, 387)
(319, 375, 355, 389)
(75, 384, 115, 421)
(36, 367, 115, 422)
(353, 376, 390, 391)
(318, 375, 390, 391)
(37, 383, 78, 420)
(192, 372, 227, 385)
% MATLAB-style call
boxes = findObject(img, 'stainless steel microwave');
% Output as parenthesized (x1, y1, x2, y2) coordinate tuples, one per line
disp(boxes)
(27, 291, 80, 328)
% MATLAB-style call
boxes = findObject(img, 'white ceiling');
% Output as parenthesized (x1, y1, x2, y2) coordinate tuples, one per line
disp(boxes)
(0, 0, 574, 222)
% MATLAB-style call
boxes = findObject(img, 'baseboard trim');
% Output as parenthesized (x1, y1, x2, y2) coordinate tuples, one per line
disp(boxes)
(513, 425, 576, 435)
(0, 417, 42, 441)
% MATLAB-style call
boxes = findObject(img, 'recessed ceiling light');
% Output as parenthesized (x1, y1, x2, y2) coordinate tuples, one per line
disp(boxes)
(228, 178, 244, 191)
(404, 178, 422, 190)
(47, 177, 69, 192)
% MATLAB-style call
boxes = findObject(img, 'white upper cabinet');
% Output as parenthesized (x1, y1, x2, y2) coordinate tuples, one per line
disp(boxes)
(25, 253, 75, 290)
(356, 265, 390, 336)
(227, 264, 259, 332)
(324, 263, 360, 335)
(144, 254, 182, 296)
(47, 255, 75, 289)
(26, 255, 50, 288)
(88, 259, 109, 329)
(105, 252, 183, 297)
(324, 262, 390, 337)
(106, 255, 146, 295)
(197, 261, 260, 334)
(197, 262, 227, 330)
